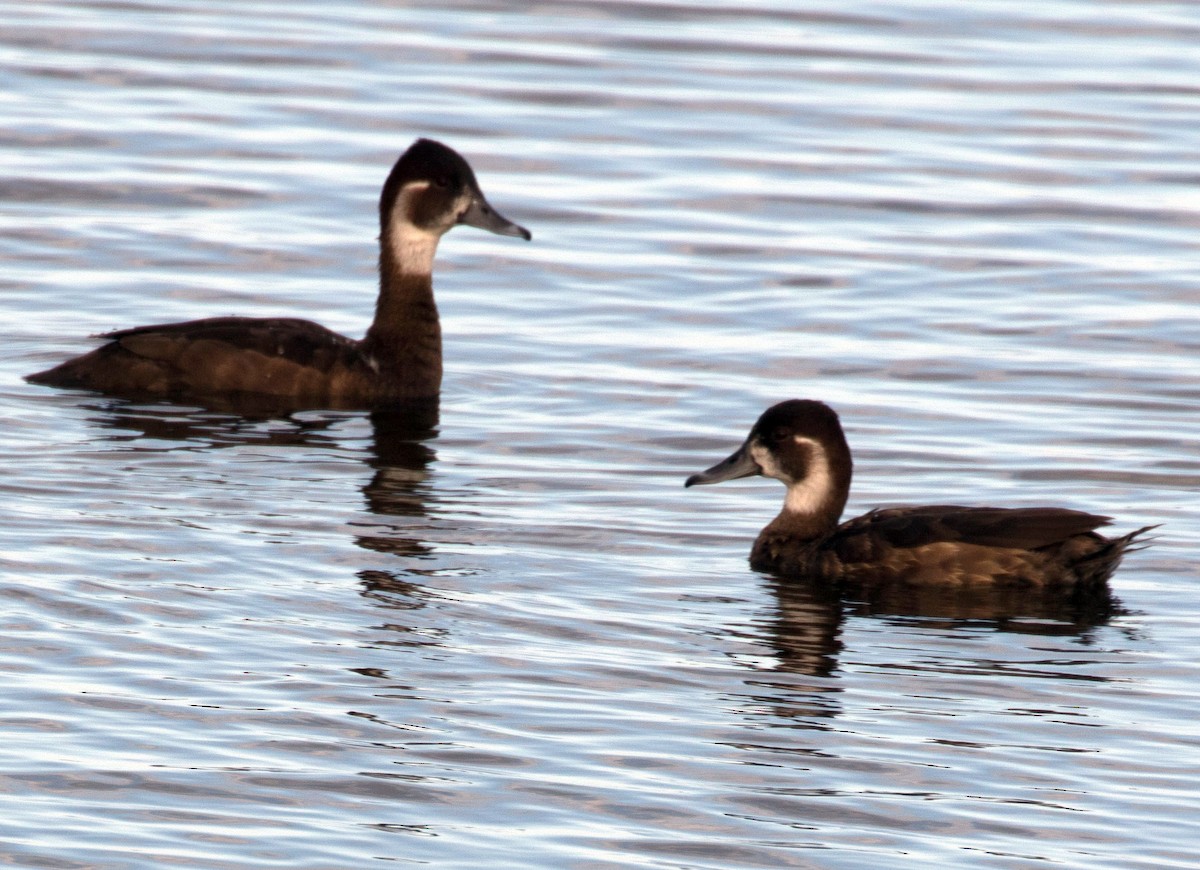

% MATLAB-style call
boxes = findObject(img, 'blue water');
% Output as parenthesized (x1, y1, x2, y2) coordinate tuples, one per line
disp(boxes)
(2, 1, 1198, 867)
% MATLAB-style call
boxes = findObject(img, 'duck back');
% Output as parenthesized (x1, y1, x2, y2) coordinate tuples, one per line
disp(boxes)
(753, 505, 1152, 587)
(28, 316, 381, 406)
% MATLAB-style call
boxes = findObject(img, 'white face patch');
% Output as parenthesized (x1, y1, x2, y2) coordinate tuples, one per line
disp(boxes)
(750, 442, 781, 480)
(758, 435, 835, 517)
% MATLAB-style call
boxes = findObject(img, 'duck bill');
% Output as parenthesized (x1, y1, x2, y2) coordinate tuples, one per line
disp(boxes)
(459, 193, 531, 240)
(685, 441, 761, 488)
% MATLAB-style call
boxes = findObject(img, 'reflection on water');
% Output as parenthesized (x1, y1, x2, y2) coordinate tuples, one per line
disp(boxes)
(761, 578, 844, 679)
(835, 573, 1124, 634)
(356, 408, 439, 558)
(77, 398, 445, 561)
(80, 397, 351, 449)
(770, 573, 1123, 660)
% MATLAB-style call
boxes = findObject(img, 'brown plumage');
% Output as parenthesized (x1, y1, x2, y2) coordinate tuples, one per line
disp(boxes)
(27, 138, 530, 409)
(686, 399, 1154, 587)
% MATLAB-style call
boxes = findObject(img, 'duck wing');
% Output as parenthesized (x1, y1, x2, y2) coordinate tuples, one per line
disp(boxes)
(102, 316, 359, 365)
(29, 316, 367, 402)
(832, 505, 1112, 552)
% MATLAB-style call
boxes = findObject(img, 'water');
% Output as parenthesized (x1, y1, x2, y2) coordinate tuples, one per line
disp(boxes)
(3, 1, 1198, 867)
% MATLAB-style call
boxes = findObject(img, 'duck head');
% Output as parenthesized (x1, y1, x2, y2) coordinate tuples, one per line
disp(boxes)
(686, 399, 853, 527)
(380, 138, 531, 247)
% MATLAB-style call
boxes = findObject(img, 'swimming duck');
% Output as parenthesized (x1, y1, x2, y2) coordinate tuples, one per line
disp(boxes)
(27, 138, 530, 408)
(686, 399, 1152, 586)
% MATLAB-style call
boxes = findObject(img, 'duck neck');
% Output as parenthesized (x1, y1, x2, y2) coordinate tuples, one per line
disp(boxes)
(764, 491, 844, 543)
(764, 439, 851, 543)
(362, 222, 443, 396)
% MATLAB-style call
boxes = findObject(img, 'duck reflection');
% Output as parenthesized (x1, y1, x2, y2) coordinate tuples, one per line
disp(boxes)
(74, 395, 441, 565)
(763, 571, 1122, 679)
(760, 578, 844, 679)
(832, 573, 1123, 632)
(740, 572, 1124, 727)
(66, 396, 454, 678)
(78, 395, 348, 448)
(354, 406, 439, 559)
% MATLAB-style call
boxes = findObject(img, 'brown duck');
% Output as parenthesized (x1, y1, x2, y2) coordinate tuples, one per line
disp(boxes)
(27, 138, 530, 408)
(686, 399, 1153, 586)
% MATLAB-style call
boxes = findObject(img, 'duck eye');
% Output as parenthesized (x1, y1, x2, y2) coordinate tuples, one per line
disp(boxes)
(432, 174, 453, 189)
(770, 427, 789, 444)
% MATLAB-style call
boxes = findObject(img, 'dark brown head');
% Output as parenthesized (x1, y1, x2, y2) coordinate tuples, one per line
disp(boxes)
(686, 399, 853, 528)
(379, 138, 531, 241)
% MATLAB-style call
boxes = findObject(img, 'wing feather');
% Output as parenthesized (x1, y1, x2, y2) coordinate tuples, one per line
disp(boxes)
(832, 506, 1111, 552)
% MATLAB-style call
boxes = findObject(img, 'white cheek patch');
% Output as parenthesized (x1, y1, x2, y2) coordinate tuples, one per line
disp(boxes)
(392, 179, 430, 218)
(782, 435, 834, 516)
(387, 182, 441, 276)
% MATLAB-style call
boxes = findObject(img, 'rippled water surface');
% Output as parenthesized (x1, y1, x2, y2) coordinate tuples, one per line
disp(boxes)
(3, 1, 1199, 867)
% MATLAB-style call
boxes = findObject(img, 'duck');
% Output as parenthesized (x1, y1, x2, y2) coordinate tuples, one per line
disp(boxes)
(686, 399, 1153, 587)
(26, 138, 530, 409)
